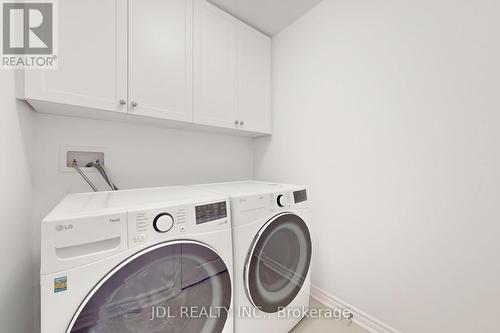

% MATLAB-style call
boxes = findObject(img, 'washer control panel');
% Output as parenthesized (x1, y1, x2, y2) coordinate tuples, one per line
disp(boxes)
(195, 201, 227, 225)
(127, 201, 229, 248)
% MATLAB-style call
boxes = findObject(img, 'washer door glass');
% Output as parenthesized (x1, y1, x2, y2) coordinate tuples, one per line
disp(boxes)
(246, 213, 312, 313)
(68, 241, 231, 333)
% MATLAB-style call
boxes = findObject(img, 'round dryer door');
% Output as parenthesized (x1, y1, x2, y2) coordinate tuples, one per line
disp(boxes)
(245, 213, 312, 313)
(67, 241, 232, 333)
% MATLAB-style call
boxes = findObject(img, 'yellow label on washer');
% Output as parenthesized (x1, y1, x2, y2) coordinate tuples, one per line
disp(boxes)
(54, 277, 67, 293)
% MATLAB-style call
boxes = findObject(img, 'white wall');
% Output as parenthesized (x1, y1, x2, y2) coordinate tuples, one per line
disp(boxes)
(254, 0, 500, 332)
(31, 113, 254, 214)
(0, 73, 35, 332)
(30, 113, 254, 331)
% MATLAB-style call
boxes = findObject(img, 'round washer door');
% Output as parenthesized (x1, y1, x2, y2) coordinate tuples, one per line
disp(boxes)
(245, 213, 312, 313)
(67, 241, 232, 333)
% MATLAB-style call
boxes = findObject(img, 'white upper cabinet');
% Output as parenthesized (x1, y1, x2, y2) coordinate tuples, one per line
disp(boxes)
(193, 0, 271, 134)
(193, 0, 239, 129)
(18, 0, 271, 136)
(237, 23, 272, 134)
(21, 0, 128, 114)
(128, 0, 193, 121)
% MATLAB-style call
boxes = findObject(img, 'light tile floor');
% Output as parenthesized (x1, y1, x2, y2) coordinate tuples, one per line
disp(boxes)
(290, 299, 368, 333)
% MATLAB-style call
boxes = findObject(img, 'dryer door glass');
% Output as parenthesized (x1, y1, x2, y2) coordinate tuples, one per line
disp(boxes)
(67, 241, 231, 333)
(246, 213, 312, 313)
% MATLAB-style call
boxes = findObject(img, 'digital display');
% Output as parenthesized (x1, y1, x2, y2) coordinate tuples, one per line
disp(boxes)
(293, 190, 308, 203)
(195, 201, 227, 225)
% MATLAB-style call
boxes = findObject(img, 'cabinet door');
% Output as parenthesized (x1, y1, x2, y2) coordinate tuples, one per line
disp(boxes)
(193, 0, 239, 129)
(24, 0, 127, 113)
(128, 0, 193, 121)
(238, 23, 272, 134)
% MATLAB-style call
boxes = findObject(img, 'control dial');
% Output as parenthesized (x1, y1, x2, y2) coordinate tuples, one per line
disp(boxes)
(153, 213, 174, 233)
(277, 194, 287, 207)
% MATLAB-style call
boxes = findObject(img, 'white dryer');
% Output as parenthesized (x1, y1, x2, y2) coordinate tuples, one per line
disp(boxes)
(191, 181, 312, 333)
(40, 186, 234, 333)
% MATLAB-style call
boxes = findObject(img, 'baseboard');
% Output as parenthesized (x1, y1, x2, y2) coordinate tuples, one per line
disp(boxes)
(310, 285, 401, 333)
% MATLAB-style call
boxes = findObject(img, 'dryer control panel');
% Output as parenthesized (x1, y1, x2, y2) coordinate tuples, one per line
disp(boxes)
(127, 201, 230, 248)
(293, 189, 308, 203)
(274, 189, 308, 208)
(229, 188, 308, 228)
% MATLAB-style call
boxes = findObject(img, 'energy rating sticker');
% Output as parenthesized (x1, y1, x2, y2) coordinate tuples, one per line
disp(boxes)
(54, 276, 67, 293)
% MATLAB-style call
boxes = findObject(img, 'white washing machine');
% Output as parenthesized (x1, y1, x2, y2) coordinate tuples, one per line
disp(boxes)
(40, 186, 234, 333)
(191, 181, 312, 333)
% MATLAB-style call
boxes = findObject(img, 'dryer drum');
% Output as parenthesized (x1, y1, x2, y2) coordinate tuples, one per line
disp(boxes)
(67, 241, 232, 333)
(246, 213, 312, 313)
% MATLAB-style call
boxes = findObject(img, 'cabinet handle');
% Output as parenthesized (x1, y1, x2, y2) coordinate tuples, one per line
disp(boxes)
(234, 120, 239, 126)
(119, 99, 126, 106)
(131, 101, 138, 107)
(239, 121, 244, 126)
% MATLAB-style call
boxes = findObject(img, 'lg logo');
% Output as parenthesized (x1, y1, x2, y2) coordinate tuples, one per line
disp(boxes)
(2, 1, 54, 54)
(56, 224, 73, 232)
